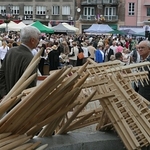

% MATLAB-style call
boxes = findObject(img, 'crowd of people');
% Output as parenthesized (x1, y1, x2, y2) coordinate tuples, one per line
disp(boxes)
(0, 26, 150, 102)
(0, 30, 145, 70)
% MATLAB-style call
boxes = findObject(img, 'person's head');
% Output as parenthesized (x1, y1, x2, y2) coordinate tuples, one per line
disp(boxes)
(105, 44, 110, 50)
(112, 41, 116, 46)
(62, 41, 67, 46)
(81, 42, 88, 47)
(117, 42, 121, 46)
(72, 41, 77, 46)
(115, 52, 123, 61)
(12, 42, 18, 47)
(2, 40, 7, 48)
(41, 43, 46, 49)
(20, 26, 41, 50)
(97, 44, 104, 50)
(138, 40, 150, 60)
(110, 55, 115, 61)
(123, 48, 129, 54)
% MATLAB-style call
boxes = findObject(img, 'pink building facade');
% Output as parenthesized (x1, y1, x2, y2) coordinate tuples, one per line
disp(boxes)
(124, 0, 150, 26)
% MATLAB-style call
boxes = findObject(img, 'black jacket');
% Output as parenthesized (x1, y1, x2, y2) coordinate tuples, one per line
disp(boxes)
(104, 48, 114, 61)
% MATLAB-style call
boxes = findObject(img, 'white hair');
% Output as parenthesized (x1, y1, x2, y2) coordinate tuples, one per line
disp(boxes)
(20, 26, 41, 44)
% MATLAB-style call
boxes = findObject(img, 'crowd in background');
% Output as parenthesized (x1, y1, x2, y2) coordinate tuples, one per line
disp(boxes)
(0, 31, 146, 75)
(1, 29, 150, 102)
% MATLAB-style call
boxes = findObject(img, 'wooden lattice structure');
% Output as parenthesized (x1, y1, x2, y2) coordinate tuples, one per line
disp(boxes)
(96, 74, 150, 150)
(0, 133, 47, 150)
(0, 57, 150, 150)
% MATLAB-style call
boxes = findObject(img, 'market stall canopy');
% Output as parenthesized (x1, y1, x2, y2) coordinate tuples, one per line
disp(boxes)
(52, 23, 75, 33)
(119, 29, 136, 35)
(109, 29, 124, 35)
(133, 31, 145, 37)
(62, 23, 79, 32)
(10, 21, 27, 31)
(31, 21, 54, 33)
(0, 21, 22, 31)
(17, 21, 27, 28)
(84, 24, 113, 33)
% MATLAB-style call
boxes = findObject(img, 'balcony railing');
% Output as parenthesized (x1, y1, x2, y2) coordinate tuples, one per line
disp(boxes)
(81, 0, 118, 5)
(81, 0, 99, 5)
(79, 15, 118, 22)
(142, 16, 150, 24)
(104, 15, 118, 22)
(102, 0, 119, 5)
(79, 15, 96, 21)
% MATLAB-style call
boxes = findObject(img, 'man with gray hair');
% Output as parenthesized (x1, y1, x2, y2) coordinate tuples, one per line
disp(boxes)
(138, 40, 150, 101)
(0, 26, 41, 100)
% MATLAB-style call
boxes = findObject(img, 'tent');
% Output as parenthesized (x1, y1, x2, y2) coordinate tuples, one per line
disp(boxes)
(133, 31, 145, 37)
(52, 23, 75, 33)
(31, 21, 54, 33)
(84, 24, 113, 33)
(119, 29, 136, 35)
(0, 21, 17, 28)
(62, 23, 79, 32)
(9, 21, 27, 31)
(17, 21, 27, 28)
(109, 30, 124, 35)
(0, 21, 21, 31)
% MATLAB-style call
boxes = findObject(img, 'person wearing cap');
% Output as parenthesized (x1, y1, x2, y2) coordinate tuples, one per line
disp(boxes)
(0, 26, 41, 100)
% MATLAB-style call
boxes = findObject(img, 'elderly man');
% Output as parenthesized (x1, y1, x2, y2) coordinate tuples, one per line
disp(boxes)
(138, 40, 150, 101)
(0, 26, 41, 100)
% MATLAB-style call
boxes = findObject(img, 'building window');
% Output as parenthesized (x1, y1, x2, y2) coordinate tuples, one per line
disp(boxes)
(62, 6, 70, 15)
(104, 7, 116, 16)
(83, 7, 95, 16)
(24, 6, 33, 15)
(36, 6, 46, 15)
(0, 6, 6, 15)
(147, 8, 150, 16)
(12, 6, 19, 15)
(52, 6, 59, 15)
(128, 2, 135, 16)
